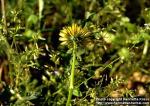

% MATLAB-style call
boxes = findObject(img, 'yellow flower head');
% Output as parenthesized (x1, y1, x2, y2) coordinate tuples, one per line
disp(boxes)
(59, 23, 88, 47)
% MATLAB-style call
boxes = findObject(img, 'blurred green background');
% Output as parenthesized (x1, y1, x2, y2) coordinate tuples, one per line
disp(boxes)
(0, 0, 150, 105)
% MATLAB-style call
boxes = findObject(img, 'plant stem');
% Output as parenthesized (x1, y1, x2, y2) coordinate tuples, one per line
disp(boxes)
(142, 40, 149, 59)
(66, 41, 76, 106)
(38, 0, 44, 29)
(1, 0, 7, 34)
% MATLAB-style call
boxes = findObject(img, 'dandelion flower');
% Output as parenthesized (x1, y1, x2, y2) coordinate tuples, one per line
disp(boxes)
(59, 23, 88, 47)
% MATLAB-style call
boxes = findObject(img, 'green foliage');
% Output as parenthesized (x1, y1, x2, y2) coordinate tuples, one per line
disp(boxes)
(0, 0, 150, 105)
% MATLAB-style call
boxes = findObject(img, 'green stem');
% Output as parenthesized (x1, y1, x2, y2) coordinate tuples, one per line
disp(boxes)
(142, 40, 149, 59)
(1, 0, 7, 34)
(66, 41, 76, 106)
(38, 0, 44, 29)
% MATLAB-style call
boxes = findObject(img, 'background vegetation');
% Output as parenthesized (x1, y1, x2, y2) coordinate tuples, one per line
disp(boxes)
(0, 0, 150, 105)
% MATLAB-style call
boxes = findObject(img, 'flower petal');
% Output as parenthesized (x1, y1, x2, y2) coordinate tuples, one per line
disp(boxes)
(59, 32, 67, 38)
(60, 41, 67, 45)
(59, 37, 68, 41)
